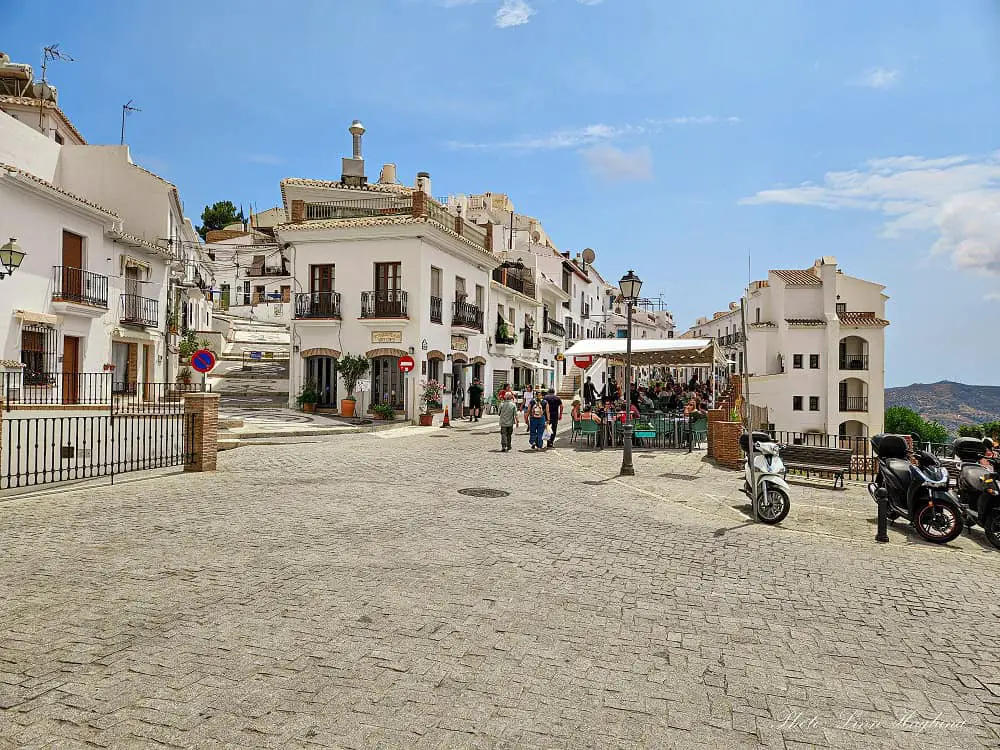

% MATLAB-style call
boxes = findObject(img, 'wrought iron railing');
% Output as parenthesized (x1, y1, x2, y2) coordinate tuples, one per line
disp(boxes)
(543, 318, 567, 337)
(2, 373, 209, 413)
(452, 301, 483, 331)
(839, 354, 869, 370)
(430, 296, 442, 324)
(247, 266, 289, 277)
(492, 268, 536, 298)
(523, 330, 539, 350)
(361, 290, 408, 318)
(306, 197, 413, 220)
(294, 292, 342, 319)
(112, 381, 209, 414)
(52, 266, 109, 308)
(120, 294, 158, 327)
(839, 396, 869, 412)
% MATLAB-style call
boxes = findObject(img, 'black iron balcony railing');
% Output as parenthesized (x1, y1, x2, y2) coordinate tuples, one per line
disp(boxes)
(523, 330, 540, 350)
(492, 268, 536, 298)
(430, 296, 443, 324)
(361, 290, 408, 318)
(495, 326, 516, 345)
(543, 318, 567, 337)
(452, 301, 483, 331)
(294, 292, 342, 319)
(307, 197, 413, 220)
(52, 266, 109, 308)
(248, 265, 290, 278)
(120, 294, 158, 327)
(839, 354, 869, 370)
(839, 396, 869, 412)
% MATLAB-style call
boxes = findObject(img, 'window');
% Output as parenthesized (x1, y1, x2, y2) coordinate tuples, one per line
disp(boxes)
(793, 354, 803, 369)
(430, 267, 442, 297)
(54, 132, 64, 145)
(21, 324, 57, 385)
(455, 275, 466, 300)
(793, 396, 803, 411)
(475, 284, 484, 309)
(374, 262, 401, 292)
(310, 264, 335, 293)
(428, 358, 442, 384)
(809, 396, 820, 411)
(668, 330, 674, 339)
(836, 303, 846, 314)
(755, 308, 760, 323)
(809, 354, 820, 369)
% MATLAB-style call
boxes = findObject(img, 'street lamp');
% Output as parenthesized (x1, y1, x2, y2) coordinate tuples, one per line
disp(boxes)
(618, 269, 642, 476)
(0, 237, 26, 280)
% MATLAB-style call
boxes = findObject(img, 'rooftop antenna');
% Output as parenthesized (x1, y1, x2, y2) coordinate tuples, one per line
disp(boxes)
(121, 99, 141, 145)
(38, 44, 73, 128)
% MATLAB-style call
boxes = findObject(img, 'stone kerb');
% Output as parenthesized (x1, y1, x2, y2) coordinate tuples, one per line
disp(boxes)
(183, 392, 221, 472)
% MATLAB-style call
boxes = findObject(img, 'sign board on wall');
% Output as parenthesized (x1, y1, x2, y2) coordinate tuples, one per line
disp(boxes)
(451, 335, 469, 352)
(371, 330, 403, 344)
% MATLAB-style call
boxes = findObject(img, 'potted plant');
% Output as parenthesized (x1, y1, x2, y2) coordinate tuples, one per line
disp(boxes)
(167, 309, 180, 334)
(177, 366, 193, 386)
(296, 379, 319, 413)
(178, 329, 199, 361)
(419, 379, 443, 426)
(337, 353, 370, 418)
(372, 402, 396, 420)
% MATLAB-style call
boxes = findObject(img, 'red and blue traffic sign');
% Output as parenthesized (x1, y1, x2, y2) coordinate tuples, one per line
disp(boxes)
(190, 348, 216, 374)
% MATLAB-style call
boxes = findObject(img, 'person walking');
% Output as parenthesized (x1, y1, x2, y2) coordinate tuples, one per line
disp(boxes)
(522, 383, 534, 432)
(467, 378, 484, 422)
(583, 376, 598, 408)
(498, 391, 519, 452)
(527, 395, 547, 450)
(543, 387, 563, 448)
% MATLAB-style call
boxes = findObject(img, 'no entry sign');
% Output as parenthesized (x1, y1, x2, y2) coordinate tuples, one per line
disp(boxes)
(573, 355, 594, 369)
(191, 348, 217, 374)
(398, 355, 415, 373)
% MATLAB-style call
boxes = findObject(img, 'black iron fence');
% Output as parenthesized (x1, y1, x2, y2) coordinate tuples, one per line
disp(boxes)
(306, 197, 413, 220)
(52, 266, 109, 308)
(111, 381, 209, 414)
(2, 372, 209, 413)
(543, 318, 566, 337)
(452, 301, 483, 331)
(293, 291, 342, 319)
(121, 294, 159, 327)
(769, 431, 878, 483)
(430, 295, 442, 324)
(839, 396, 869, 412)
(361, 290, 408, 318)
(1, 412, 195, 490)
(839, 354, 870, 370)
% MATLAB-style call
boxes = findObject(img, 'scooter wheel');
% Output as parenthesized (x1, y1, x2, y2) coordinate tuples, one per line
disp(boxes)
(983, 509, 1000, 549)
(756, 486, 790, 525)
(913, 499, 963, 544)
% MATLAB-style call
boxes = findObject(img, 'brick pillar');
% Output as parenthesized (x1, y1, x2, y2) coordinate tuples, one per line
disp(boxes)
(184, 392, 220, 472)
(412, 192, 427, 217)
(715, 421, 744, 470)
(290, 200, 305, 223)
(481, 222, 493, 252)
(730, 373, 742, 396)
(706, 407, 726, 458)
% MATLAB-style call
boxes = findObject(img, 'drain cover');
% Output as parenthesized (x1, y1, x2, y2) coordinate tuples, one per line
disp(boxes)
(661, 472, 699, 481)
(458, 488, 510, 498)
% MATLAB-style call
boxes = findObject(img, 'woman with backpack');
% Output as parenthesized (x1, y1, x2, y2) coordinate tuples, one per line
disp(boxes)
(527, 393, 548, 450)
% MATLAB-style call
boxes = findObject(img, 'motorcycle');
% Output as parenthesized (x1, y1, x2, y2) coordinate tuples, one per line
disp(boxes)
(951, 437, 1000, 548)
(867, 434, 963, 544)
(740, 431, 791, 525)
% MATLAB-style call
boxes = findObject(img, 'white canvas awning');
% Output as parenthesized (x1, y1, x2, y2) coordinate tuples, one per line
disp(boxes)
(514, 358, 555, 372)
(563, 338, 724, 367)
(16, 310, 59, 326)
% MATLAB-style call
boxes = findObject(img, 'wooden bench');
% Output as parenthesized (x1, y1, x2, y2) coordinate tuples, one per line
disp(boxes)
(779, 444, 854, 488)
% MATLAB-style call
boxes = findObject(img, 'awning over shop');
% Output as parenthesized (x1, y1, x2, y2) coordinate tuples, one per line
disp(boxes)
(563, 338, 724, 367)
(514, 358, 555, 372)
(16, 310, 58, 326)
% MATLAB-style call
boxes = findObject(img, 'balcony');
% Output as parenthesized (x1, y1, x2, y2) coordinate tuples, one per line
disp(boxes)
(543, 318, 566, 338)
(452, 301, 483, 332)
(495, 321, 516, 345)
(492, 267, 536, 299)
(120, 294, 158, 327)
(430, 296, 443, 324)
(523, 330, 540, 350)
(361, 290, 408, 319)
(839, 396, 869, 412)
(719, 331, 745, 347)
(294, 292, 342, 319)
(581, 304, 590, 320)
(52, 266, 108, 308)
(839, 353, 869, 370)
(247, 265, 290, 278)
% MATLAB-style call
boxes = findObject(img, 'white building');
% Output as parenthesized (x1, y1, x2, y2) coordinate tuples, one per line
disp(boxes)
(205, 223, 292, 325)
(686, 257, 888, 439)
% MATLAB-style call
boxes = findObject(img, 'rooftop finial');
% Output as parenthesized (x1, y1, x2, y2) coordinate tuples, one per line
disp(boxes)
(349, 120, 365, 160)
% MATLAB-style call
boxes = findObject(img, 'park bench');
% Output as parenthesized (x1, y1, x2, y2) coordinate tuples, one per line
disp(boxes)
(779, 444, 853, 488)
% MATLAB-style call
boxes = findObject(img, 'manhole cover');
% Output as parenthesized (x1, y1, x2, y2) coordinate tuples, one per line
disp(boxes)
(458, 488, 510, 498)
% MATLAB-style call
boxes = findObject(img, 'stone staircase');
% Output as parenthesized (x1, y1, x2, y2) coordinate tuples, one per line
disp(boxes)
(558, 366, 582, 401)
(210, 313, 291, 408)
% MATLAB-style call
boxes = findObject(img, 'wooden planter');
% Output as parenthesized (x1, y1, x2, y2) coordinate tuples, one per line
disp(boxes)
(302, 402, 316, 413)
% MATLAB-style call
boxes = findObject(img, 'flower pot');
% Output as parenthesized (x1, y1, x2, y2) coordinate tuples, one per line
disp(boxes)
(419, 413, 434, 427)
(340, 398, 356, 418)
(302, 402, 316, 413)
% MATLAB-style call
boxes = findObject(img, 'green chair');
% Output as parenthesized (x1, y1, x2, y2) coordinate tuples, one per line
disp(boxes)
(570, 419, 583, 443)
(579, 420, 601, 447)
(690, 416, 708, 448)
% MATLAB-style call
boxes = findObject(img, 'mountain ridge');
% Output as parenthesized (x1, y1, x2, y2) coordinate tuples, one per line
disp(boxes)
(885, 381, 1000, 433)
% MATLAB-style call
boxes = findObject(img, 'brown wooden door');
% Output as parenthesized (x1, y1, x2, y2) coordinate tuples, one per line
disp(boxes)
(62, 335, 80, 405)
(310, 265, 335, 293)
(61, 231, 84, 300)
(374, 262, 401, 316)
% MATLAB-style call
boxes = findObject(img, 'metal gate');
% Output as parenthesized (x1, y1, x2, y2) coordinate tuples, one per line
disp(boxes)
(1, 412, 196, 490)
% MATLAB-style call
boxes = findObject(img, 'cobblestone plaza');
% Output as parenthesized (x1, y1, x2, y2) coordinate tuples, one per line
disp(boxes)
(2, 423, 999, 749)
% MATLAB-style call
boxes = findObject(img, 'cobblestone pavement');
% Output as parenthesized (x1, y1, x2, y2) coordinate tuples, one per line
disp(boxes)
(3, 425, 1000, 749)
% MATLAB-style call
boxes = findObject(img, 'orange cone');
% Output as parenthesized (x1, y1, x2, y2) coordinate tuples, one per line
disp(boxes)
(441, 406, 451, 428)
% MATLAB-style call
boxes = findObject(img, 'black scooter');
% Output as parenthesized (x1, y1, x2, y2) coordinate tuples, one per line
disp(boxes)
(951, 437, 1000, 548)
(868, 434, 964, 544)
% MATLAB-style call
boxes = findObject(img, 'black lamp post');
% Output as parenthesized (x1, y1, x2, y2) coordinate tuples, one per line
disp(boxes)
(618, 269, 642, 476)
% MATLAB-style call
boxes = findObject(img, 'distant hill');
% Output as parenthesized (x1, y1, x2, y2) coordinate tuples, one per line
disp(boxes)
(885, 381, 1000, 433)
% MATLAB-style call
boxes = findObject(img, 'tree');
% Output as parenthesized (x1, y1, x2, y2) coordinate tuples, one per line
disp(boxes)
(884, 406, 948, 446)
(920, 420, 949, 445)
(958, 425, 985, 439)
(196, 201, 245, 239)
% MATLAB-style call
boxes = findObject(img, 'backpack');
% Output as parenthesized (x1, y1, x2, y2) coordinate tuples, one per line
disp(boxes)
(531, 403, 544, 419)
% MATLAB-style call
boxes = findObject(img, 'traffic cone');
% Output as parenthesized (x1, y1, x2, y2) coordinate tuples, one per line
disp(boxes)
(440, 406, 451, 428)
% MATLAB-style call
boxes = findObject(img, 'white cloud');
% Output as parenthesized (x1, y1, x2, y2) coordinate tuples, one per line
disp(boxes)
(854, 66, 900, 89)
(495, 0, 535, 27)
(580, 145, 652, 182)
(741, 152, 1000, 276)
(449, 115, 738, 150)
(985, 292, 1000, 302)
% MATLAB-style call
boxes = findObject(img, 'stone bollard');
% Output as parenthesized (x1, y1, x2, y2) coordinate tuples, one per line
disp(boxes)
(184, 392, 221, 472)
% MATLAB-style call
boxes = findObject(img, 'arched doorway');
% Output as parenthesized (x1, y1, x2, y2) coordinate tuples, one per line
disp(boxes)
(838, 377, 868, 413)
(368, 348, 407, 410)
(301, 348, 341, 408)
(839, 336, 869, 371)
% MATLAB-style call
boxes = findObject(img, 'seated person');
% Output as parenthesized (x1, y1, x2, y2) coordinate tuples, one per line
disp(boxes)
(570, 397, 582, 423)
(581, 404, 602, 424)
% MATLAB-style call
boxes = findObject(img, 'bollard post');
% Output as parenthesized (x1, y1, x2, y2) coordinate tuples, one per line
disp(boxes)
(875, 487, 889, 543)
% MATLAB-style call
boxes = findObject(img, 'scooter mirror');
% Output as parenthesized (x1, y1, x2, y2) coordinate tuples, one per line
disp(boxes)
(874, 487, 889, 500)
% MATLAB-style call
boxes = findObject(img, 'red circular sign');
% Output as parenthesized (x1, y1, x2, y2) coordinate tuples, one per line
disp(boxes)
(398, 355, 415, 373)
(573, 355, 594, 369)
(190, 348, 216, 373)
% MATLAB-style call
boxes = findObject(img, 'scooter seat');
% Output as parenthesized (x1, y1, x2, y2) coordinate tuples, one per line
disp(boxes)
(885, 458, 913, 489)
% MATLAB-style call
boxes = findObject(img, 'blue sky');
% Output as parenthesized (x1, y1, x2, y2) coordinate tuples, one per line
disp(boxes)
(4, 0, 1000, 387)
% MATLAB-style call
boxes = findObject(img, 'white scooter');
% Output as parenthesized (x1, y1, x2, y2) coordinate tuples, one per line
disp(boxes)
(740, 431, 791, 525)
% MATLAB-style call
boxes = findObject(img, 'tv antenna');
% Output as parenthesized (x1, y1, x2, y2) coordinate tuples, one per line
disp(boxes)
(120, 99, 141, 145)
(41, 44, 74, 82)
(37, 44, 73, 127)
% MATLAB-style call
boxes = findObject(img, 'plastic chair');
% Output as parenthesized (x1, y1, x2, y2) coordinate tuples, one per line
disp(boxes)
(579, 420, 601, 447)
(570, 418, 583, 443)
(690, 416, 708, 448)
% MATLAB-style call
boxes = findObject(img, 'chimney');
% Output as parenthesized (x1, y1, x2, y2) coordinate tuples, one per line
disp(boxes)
(341, 120, 367, 186)
(416, 171, 431, 195)
(378, 163, 397, 184)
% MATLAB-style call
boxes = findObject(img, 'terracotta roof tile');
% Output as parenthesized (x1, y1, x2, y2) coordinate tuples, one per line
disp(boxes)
(785, 318, 826, 326)
(0, 95, 87, 144)
(749, 321, 777, 328)
(773, 268, 822, 286)
(1, 162, 118, 217)
(838, 311, 889, 327)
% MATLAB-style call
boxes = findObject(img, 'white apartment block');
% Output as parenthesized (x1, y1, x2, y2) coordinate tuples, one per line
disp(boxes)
(0, 52, 211, 403)
(206, 222, 293, 326)
(686, 256, 888, 439)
